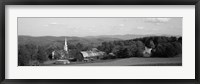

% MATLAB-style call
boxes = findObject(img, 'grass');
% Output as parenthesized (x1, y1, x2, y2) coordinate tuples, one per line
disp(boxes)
(43, 54, 182, 66)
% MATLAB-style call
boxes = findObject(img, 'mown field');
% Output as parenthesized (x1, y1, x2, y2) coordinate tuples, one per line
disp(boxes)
(43, 54, 182, 66)
(68, 57, 181, 66)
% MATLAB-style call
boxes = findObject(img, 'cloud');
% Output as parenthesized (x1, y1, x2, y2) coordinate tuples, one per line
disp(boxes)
(43, 24, 49, 27)
(137, 26, 144, 29)
(119, 24, 125, 27)
(153, 28, 159, 31)
(50, 22, 59, 25)
(145, 18, 171, 24)
(43, 22, 65, 27)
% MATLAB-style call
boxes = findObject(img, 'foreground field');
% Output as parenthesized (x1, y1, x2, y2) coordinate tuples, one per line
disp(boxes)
(69, 57, 182, 66)
(44, 55, 182, 66)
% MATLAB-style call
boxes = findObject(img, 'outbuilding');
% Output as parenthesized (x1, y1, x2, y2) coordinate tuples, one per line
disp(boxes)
(80, 51, 105, 62)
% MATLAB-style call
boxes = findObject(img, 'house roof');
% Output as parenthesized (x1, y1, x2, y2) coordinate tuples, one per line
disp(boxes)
(80, 51, 105, 57)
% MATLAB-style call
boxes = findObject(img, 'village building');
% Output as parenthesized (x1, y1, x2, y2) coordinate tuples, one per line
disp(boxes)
(52, 37, 69, 60)
(143, 46, 152, 57)
(80, 48, 105, 62)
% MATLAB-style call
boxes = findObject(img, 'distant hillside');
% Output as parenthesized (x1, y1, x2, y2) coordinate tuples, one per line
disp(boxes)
(84, 34, 178, 40)
(18, 34, 180, 47)
(18, 35, 121, 47)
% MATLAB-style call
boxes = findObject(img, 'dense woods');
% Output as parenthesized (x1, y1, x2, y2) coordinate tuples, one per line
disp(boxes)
(18, 36, 182, 66)
(97, 36, 182, 58)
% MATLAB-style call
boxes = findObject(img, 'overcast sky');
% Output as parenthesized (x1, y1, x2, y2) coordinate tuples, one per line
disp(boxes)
(18, 17, 182, 37)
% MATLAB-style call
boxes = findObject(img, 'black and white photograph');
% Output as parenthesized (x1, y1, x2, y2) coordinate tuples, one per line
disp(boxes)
(18, 17, 182, 66)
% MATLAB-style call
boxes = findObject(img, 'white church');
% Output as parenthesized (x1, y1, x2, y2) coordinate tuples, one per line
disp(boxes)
(51, 37, 69, 60)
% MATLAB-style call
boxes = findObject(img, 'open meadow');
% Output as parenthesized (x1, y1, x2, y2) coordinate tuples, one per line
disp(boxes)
(43, 54, 182, 66)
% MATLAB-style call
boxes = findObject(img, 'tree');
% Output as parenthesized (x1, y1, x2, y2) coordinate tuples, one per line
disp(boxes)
(36, 46, 48, 63)
(178, 37, 182, 44)
(18, 44, 38, 66)
(127, 43, 137, 57)
(18, 45, 31, 66)
(152, 42, 182, 57)
(149, 40, 155, 48)
(69, 49, 84, 61)
(99, 42, 114, 54)
(68, 44, 76, 49)
(115, 46, 129, 58)
(152, 43, 166, 57)
(136, 41, 145, 57)
(112, 45, 121, 54)
(76, 43, 84, 50)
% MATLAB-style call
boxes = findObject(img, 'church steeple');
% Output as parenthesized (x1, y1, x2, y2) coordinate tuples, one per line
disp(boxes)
(64, 37, 68, 53)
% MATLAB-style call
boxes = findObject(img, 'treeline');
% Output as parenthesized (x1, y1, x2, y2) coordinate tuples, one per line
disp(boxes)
(97, 36, 182, 59)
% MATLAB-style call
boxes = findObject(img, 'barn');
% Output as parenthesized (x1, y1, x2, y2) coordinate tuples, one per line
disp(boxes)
(80, 50, 105, 62)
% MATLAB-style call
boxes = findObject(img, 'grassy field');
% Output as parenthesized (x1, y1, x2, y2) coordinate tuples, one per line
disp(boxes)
(68, 57, 182, 66)
(43, 55, 182, 66)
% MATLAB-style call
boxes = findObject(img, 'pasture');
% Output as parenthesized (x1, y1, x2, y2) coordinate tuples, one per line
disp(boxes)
(43, 54, 182, 66)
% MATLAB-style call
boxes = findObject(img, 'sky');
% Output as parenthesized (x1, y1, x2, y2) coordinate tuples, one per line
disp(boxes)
(18, 17, 182, 37)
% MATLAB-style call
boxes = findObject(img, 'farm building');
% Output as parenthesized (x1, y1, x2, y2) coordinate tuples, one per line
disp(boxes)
(142, 46, 152, 57)
(80, 50, 105, 62)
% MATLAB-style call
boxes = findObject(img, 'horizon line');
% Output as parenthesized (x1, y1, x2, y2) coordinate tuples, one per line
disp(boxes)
(18, 33, 182, 37)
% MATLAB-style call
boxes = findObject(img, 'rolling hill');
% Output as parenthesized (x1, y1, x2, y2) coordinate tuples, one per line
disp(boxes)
(18, 34, 180, 47)
(18, 35, 121, 47)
